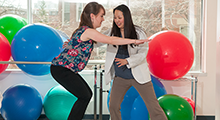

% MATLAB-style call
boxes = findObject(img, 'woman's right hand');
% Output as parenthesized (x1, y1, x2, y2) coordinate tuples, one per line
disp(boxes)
(62, 39, 71, 48)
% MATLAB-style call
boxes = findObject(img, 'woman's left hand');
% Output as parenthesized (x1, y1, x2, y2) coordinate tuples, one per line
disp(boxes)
(62, 39, 71, 48)
(142, 38, 152, 42)
(115, 58, 128, 67)
(135, 38, 151, 45)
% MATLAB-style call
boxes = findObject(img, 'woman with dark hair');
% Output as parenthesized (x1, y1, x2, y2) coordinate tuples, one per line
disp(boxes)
(104, 4, 168, 120)
(51, 2, 149, 120)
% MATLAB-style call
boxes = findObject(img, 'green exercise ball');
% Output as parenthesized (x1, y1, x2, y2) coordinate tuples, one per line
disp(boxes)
(158, 94, 194, 120)
(43, 85, 78, 120)
(0, 14, 28, 44)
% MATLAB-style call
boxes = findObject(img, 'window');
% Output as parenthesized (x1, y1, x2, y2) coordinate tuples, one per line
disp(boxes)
(64, 2, 70, 24)
(0, 0, 27, 18)
(76, 3, 83, 22)
(1, 0, 203, 73)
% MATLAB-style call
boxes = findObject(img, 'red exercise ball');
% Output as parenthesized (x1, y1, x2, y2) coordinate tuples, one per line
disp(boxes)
(182, 96, 195, 115)
(0, 33, 11, 74)
(146, 30, 194, 80)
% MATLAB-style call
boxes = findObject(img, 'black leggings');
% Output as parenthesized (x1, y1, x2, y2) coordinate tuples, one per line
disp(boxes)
(50, 65, 92, 120)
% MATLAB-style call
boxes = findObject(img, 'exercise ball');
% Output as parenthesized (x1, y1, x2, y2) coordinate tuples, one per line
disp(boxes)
(0, 14, 28, 44)
(56, 29, 69, 42)
(158, 94, 194, 120)
(107, 86, 139, 120)
(147, 30, 194, 80)
(1, 84, 43, 120)
(130, 95, 149, 120)
(130, 76, 166, 120)
(0, 92, 2, 108)
(120, 86, 139, 120)
(0, 33, 11, 74)
(43, 85, 78, 120)
(182, 96, 195, 115)
(151, 75, 167, 98)
(11, 23, 63, 76)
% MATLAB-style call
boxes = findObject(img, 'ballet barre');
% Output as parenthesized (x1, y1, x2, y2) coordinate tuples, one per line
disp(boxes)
(0, 60, 105, 65)
(0, 61, 52, 64)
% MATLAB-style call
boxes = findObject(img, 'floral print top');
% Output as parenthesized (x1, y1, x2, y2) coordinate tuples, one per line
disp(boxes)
(52, 26, 93, 73)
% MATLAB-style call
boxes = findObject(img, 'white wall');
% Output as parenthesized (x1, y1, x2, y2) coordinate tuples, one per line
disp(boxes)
(216, 0, 220, 119)
(199, 0, 218, 116)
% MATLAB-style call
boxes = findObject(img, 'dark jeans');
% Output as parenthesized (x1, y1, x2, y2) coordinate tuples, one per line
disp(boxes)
(50, 65, 92, 120)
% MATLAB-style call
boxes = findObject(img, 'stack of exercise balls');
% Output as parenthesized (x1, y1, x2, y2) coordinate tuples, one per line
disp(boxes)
(0, 14, 75, 119)
(107, 30, 195, 120)
(0, 14, 71, 120)
(146, 30, 195, 120)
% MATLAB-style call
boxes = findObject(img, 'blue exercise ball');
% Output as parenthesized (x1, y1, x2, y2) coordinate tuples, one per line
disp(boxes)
(121, 86, 139, 120)
(107, 86, 139, 120)
(1, 84, 43, 120)
(11, 23, 63, 76)
(130, 95, 149, 120)
(56, 29, 69, 42)
(151, 75, 167, 98)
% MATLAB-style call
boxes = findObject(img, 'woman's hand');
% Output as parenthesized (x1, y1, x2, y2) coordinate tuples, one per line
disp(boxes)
(134, 38, 151, 45)
(134, 40, 145, 45)
(62, 39, 71, 48)
(145, 38, 152, 42)
(141, 38, 152, 42)
(115, 58, 128, 67)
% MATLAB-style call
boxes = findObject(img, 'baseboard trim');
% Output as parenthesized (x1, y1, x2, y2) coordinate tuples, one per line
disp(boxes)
(0, 114, 110, 120)
(196, 115, 215, 120)
(0, 114, 215, 120)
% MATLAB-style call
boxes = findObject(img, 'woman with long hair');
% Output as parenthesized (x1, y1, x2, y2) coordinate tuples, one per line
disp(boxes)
(104, 4, 167, 120)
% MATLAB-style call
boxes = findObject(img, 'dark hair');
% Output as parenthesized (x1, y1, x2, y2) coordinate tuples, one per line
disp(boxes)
(71, 2, 105, 41)
(111, 4, 137, 48)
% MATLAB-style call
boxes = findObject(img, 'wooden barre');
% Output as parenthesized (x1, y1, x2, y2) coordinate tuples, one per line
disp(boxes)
(0, 60, 105, 65)
(0, 61, 52, 64)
